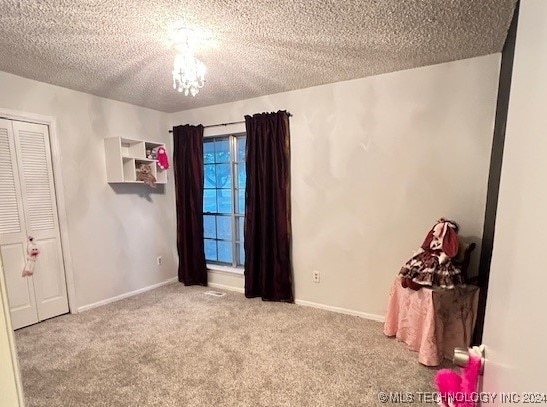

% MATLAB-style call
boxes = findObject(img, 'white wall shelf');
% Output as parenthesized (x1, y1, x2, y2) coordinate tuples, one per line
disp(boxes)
(104, 137, 167, 184)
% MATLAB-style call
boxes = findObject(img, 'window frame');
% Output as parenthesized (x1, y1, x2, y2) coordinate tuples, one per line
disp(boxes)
(203, 132, 246, 270)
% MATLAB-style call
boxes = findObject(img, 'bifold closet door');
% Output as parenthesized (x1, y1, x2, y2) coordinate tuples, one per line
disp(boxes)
(0, 119, 69, 329)
(0, 118, 39, 329)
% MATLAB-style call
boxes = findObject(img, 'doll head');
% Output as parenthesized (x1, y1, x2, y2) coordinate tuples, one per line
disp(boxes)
(422, 218, 460, 257)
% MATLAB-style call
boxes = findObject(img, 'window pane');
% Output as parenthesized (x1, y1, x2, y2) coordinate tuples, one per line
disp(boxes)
(204, 239, 217, 261)
(236, 162, 246, 188)
(217, 189, 233, 213)
(237, 137, 246, 162)
(204, 215, 216, 239)
(237, 242, 245, 266)
(203, 190, 217, 213)
(237, 216, 244, 242)
(215, 139, 231, 163)
(215, 164, 232, 188)
(216, 216, 232, 240)
(217, 241, 233, 263)
(237, 189, 245, 214)
(204, 165, 216, 189)
(204, 141, 215, 164)
(203, 135, 245, 268)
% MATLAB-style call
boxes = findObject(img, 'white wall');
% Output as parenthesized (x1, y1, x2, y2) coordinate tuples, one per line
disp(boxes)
(482, 0, 547, 394)
(170, 54, 501, 318)
(0, 257, 24, 406)
(0, 72, 178, 310)
(0, 53, 501, 318)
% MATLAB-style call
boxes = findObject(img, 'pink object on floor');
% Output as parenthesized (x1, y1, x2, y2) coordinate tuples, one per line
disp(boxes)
(383, 277, 479, 366)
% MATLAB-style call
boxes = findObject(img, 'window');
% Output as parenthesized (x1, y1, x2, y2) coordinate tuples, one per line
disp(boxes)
(203, 134, 246, 267)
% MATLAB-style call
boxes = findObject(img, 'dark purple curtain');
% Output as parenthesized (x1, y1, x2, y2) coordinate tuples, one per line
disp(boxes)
(173, 124, 207, 286)
(244, 111, 293, 302)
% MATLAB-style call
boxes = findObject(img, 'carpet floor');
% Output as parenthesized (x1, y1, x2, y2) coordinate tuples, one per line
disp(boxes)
(15, 283, 446, 406)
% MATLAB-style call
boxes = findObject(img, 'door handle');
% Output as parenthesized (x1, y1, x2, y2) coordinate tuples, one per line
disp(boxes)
(453, 345, 485, 375)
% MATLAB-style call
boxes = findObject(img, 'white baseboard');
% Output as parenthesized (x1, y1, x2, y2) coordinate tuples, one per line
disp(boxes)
(208, 281, 385, 322)
(77, 277, 385, 324)
(294, 299, 385, 323)
(77, 277, 178, 312)
(207, 282, 245, 294)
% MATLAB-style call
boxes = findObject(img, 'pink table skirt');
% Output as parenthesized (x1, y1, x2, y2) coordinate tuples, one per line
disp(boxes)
(383, 277, 479, 366)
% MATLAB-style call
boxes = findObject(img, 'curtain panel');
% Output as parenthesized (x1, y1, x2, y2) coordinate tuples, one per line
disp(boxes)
(244, 111, 293, 302)
(173, 124, 208, 286)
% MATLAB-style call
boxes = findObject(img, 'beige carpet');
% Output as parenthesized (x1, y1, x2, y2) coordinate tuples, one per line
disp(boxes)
(15, 283, 446, 406)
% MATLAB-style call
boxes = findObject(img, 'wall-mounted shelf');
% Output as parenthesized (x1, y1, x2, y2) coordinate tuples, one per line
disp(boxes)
(104, 137, 167, 184)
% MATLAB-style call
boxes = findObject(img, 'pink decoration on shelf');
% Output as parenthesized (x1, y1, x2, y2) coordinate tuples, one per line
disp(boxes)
(156, 146, 170, 170)
(435, 347, 483, 407)
(22, 236, 40, 277)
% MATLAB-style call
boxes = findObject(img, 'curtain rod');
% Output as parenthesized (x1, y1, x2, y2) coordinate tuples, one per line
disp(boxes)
(168, 112, 293, 133)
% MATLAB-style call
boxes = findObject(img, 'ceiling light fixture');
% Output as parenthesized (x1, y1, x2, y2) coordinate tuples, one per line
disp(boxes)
(172, 29, 206, 97)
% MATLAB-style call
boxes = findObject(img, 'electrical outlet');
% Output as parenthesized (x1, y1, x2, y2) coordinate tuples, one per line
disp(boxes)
(313, 270, 320, 283)
(156, 256, 162, 266)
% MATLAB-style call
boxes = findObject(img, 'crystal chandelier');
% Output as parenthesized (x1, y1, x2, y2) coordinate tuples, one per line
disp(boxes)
(172, 31, 206, 97)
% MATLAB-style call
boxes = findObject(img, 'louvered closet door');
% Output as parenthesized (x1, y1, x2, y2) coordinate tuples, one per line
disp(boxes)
(12, 121, 68, 324)
(0, 119, 39, 329)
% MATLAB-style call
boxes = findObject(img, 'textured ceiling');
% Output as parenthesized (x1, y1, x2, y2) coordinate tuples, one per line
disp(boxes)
(0, 0, 516, 113)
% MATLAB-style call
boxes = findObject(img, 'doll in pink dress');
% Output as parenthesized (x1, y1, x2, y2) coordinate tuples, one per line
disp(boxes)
(22, 236, 40, 277)
(399, 218, 463, 290)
